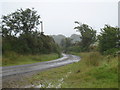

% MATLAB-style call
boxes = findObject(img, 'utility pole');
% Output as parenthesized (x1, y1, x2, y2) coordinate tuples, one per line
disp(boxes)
(40, 21, 44, 35)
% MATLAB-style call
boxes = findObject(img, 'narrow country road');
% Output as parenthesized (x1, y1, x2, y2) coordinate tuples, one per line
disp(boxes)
(2, 54, 80, 77)
(2, 54, 80, 88)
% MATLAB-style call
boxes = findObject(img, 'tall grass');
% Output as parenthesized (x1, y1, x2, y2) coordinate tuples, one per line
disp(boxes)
(2, 51, 59, 66)
(71, 52, 103, 66)
(86, 52, 103, 66)
(62, 52, 118, 88)
(0, 56, 2, 66)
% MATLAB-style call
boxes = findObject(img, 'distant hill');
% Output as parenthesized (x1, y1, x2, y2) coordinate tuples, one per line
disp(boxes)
(51, 34, 66, 45)
(70, 34, 81, 43)
(50, 34, 81, 45)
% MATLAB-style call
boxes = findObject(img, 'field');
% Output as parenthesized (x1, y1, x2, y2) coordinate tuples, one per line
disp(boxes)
(20, 52, 118, 88)
(2, 52, 59, 66)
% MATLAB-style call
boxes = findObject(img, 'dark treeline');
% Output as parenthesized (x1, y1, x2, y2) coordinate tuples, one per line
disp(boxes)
(1, 8, 60, 56)
(60, 21, 120, 55)
(2, 33, 60, 54)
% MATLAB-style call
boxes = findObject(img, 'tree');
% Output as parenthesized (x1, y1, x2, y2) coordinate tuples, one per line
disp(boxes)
(2, 8, 61, 55)
(74, 21, 96, 51)
(2, 8, 40, 37)
(98, 25, 119, 54)
(60, 38, 72, 53)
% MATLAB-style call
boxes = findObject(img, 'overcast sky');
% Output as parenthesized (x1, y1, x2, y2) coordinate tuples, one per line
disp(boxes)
(0, 0, 119, 36)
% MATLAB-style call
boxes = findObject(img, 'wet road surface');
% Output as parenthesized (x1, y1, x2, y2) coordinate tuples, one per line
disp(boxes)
(2, 54, 80, 77)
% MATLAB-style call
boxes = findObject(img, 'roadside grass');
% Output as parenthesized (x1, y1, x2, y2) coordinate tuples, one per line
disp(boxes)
(2, 51, 59, 66)
(22, 52, 118, 88)
(0, 57, 1, 66)
(62, 52, 118, 88)
(0, 54, 2, 66)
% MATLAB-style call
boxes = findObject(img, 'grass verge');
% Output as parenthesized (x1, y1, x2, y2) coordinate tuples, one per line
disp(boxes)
(5, 52, 118, 88)
(20, 52, 118, 88)
(2, 51, 60, 66)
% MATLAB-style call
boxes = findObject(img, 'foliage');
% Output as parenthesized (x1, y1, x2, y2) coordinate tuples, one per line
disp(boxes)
(2, 8, 40, 37)
(74, 21, 96, 51)
(60, 38, 72, 53)
(1, 8, 60, 55)
(98, 25, 120, 54)
(68, 46, 81, 53)
(103, 48, 119, 55)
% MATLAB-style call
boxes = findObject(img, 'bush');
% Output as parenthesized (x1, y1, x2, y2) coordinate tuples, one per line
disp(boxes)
(68, 46, 81, 53)
(3, 51, 19, 65)
(98, 25, 119, 54)
(86, 52, 102, 66)
(103, 48, 120, 55)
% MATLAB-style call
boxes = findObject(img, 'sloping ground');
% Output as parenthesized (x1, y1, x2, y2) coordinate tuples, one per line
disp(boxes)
(19, 52, 118, 88)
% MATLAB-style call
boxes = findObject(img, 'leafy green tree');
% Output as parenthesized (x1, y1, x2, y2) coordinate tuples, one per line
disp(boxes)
(74, 21, 96, 51)
(2, 8, 40, 37)
(98, 25, 119, 54)
(2, 8, 61, 55)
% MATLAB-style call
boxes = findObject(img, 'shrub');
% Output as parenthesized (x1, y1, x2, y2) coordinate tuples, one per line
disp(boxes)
(85, 52, 102, 66)
(103, 48, 120, 55)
